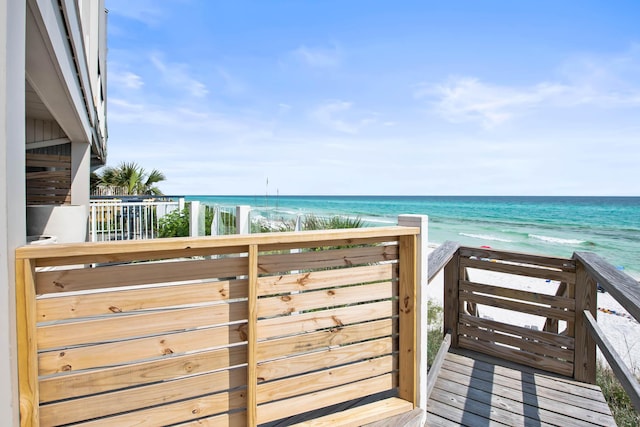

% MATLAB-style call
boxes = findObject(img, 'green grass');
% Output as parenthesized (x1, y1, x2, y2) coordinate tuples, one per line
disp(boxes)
(596, 361, 640, 426)
(427, 299, 444, 369)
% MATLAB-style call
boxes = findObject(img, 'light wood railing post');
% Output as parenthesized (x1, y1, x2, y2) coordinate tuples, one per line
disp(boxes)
(574, 259, 597, 383)
(398, 234, 417, 406)
(443, 249, 460, 348)
(247, 244, 258, 427)
(398, 214, 428, 410)
(16, 258, 39, 426)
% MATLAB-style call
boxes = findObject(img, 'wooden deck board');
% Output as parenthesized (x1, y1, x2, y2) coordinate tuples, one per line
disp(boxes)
(427, 350, 616, 427)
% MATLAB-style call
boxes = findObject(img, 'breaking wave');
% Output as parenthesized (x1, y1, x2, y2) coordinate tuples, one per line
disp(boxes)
(459, 233, 513, 243)
(528, 234, 588, 245)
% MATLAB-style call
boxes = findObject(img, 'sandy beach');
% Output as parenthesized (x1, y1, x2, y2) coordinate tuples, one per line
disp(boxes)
(427, 250, 640, 375)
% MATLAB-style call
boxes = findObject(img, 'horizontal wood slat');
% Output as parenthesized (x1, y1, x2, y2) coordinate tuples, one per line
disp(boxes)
(461, 290, 574, 322)
(26, 154, 71, 206)
(458, 247, 576, 271)
(24, 180, 72, 188)
(37, 301, 247, 349)
(69, 389, 247, 427)
(39, 366, 246, 425)
(257, 319, 393, 362)
(258, 281, 395, 318)
(460, 257, 576, 284)
(459, 323, 574, 360)
(257, 300, 395, 340)
(460, 314, 574, 349)
(36, 279, 247, 321)
(15, 226, 415, 262)
(257, 373, 397, 424)
(459, 336, 574, 377)
(39, 345, 247, 402)
(291, 397, 414, 427)
(26, 153, 71, 167)
(172, 411, 246, 427)
(36, 256, 248, 294)
(257, 244, 398, 274)
(257, 355, 394, 404)
(25, 171, 70, 180)
(38, 323, 245, 375)
(257, 263, 394, 297)
(460, 280, 575, 310)
(257, 337, 394, 382)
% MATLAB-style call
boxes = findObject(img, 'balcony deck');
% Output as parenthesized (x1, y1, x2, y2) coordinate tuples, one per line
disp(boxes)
(427, 349, 615, 426)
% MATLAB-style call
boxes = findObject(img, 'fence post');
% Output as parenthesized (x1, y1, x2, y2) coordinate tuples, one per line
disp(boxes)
(210, 206, 220, 236)
(398, 214, 428, 410)
(189, 201, 200, 237)
(574, 259, 597, 383)
(443, 249, 460, 349)
(90, 203, 97, 242)
(237, 205, 250, 234)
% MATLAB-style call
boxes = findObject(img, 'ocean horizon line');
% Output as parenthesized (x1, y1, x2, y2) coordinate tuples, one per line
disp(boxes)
(183, 194, 640, 199)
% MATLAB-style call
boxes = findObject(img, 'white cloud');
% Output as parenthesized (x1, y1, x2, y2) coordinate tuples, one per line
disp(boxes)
(150, 53, 208, 98)
(292, 44, 342, 68)
(106, 0, 168, 26)
(418, 77, 570, 128)
(420, 46, 640, 128)
(216, 67, 246, 95)
(110, 70, 144, 90)
(311, 101, 376, 134)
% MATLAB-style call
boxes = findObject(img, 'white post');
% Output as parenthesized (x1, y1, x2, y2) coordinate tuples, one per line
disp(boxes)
(0, 0, 26, 422)
(210, 206, 219, 236)
(90, 203, 97, 242)
(398, 214, 429, 410)
(236, 205, 250, 235)
(189, 201, 200, 237)
(178, 197, 185, 212)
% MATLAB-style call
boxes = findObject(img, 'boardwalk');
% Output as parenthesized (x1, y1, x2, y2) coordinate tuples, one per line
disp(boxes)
(427, 349, 616, 427)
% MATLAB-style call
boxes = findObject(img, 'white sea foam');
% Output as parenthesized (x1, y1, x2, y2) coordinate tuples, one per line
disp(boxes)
(528, 234, 585, 245)
(459, 233, 513, 243)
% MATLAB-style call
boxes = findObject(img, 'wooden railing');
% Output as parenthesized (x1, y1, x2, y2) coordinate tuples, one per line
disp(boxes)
(26, 153, 71, 205)
(427, 242, 640, 413)
(15, 226, 420, 426)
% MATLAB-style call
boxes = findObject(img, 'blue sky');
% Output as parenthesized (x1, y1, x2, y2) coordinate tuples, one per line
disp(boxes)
(105, 1, 640, 196)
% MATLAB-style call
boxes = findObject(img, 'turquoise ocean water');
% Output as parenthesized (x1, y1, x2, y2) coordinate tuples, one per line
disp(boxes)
(186, 195, 640, 279)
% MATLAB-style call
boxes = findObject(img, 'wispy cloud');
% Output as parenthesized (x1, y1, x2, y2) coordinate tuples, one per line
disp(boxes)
(109, 70, 144, 90)
(216, 67, 246, 95)
(106, 0, 173, 26)
(150, 53, 208, 98)
(420, 46, 640, 128)
(311, 100, 376, 134)
(417, 77, 570, 128)
(292, 44, 343, 68)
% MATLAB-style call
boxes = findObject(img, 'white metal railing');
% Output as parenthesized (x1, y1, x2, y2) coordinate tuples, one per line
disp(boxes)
(89, 199, 180, 242)
(90, 200, 370, 241)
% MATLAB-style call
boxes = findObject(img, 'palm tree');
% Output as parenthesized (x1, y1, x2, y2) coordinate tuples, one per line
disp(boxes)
(96, 162, 166, 196)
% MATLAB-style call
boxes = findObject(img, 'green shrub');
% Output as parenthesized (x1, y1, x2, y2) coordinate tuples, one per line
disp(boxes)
(157, 207, 190, 237)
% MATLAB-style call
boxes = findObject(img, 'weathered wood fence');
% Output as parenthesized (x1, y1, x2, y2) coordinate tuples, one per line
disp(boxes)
(16, 226, 422, 426)
(427, 242, 640, 413)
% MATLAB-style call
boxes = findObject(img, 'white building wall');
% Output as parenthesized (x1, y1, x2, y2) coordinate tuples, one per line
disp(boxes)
(0, 0, 26, 424)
